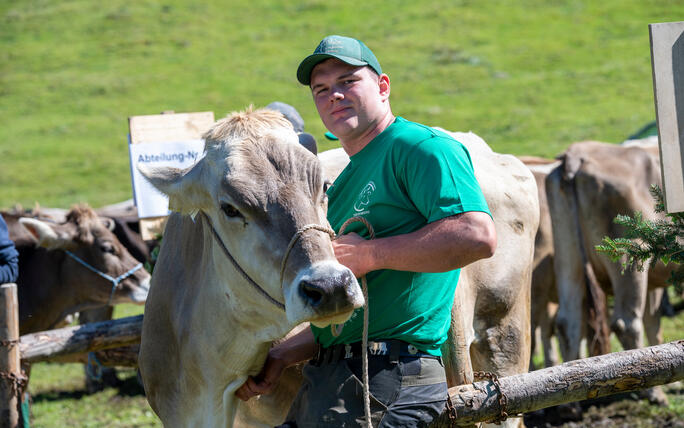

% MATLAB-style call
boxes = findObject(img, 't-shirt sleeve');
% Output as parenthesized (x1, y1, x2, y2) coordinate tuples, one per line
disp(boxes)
(399, 136, 490, 223)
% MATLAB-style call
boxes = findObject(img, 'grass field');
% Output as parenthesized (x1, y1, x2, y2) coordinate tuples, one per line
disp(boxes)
(3, 0, 684, 426)
(2, 0, 683, 209)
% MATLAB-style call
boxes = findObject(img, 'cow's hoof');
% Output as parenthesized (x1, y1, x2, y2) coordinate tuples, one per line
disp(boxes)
(85, 367, 120, 394)
(640, 386, 669, 406)
(555, 402, 583, 421)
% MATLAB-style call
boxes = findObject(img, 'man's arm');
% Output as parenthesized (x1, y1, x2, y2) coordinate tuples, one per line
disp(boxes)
(0, 215, 19, 285)
(333, 211, 496, 278)
(236, 326, 317, 401)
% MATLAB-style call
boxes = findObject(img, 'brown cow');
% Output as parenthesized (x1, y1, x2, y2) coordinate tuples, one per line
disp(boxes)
(5, 205, 151, 335)
(546, 141, 670, 403)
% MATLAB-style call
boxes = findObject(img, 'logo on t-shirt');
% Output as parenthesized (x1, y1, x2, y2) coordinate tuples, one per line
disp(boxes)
(353, 181, 376, 214)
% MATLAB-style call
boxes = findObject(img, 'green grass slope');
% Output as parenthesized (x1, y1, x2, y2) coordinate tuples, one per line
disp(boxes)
(1, 0, 681, 209)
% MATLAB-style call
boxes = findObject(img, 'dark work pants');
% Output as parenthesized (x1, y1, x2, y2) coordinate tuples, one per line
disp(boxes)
(279, 354, 448, 427)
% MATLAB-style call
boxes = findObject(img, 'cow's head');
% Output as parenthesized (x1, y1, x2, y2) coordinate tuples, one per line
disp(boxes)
(19, 205, 151, 305)
(139, 108, 363, 327)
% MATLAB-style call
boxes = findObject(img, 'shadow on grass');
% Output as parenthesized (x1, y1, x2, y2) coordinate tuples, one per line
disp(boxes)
(32, 370, 145, 404)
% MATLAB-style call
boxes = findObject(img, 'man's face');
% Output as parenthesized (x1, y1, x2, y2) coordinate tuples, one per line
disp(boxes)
(310, 58, 388, 141)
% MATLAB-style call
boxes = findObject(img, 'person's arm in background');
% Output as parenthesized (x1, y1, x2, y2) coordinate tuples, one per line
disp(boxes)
(0, 215, 19, 284)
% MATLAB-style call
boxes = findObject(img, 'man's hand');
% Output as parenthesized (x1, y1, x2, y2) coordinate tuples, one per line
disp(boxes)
(235, 327, 317, 402)
(235, 352, 287, 401)
(332, 232, 374, 277)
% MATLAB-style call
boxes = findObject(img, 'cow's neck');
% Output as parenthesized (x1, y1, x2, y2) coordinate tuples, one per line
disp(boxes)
(17, 248, 97, 334)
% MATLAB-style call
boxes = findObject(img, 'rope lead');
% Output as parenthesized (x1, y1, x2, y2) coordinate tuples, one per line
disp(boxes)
(337, 216, 375, 428)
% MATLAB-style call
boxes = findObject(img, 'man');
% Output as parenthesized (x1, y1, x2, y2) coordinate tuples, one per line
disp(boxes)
(237, 35, 496, 427)
(0, 214, 19, 284)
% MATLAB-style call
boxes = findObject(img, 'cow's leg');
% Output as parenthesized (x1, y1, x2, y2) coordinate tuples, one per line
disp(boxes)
(546, 170, 585, 362)
(531, 281, 558, 369)
(636, 286, 670, 406)
(79, 306, 119, 393)
(606, 266, 647, 351)
(470, 278, 530, 428)
(540, 302, 559, 367)
(644, 287, 664, 346)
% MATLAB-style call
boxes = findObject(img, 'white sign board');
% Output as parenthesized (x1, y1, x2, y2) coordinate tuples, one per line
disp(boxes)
(128, 140, 205, 218)
(650, 21, 684, 213)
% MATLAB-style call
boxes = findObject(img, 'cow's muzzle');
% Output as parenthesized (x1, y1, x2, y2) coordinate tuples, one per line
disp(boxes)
(299, 269, 359, 314)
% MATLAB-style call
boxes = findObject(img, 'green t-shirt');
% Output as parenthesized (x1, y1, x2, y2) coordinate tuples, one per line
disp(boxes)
(312, 117, 490, 356)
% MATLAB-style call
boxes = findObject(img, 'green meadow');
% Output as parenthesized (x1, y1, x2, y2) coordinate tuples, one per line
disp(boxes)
(3, 0, 684, 426)
(2, 0, 681, 209)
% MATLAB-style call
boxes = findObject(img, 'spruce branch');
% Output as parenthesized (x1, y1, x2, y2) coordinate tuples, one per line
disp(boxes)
(596, 185, 683, 293)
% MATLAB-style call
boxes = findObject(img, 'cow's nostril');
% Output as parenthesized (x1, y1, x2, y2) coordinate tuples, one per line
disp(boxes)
(299, 281, 324, 307)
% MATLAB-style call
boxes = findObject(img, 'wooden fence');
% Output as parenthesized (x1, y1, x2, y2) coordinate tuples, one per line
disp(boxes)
(1, 282, 683, 427)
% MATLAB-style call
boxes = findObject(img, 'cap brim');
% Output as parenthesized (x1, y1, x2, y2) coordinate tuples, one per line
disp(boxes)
(297, 53, 368, 85)
(324, 132, 339, 141)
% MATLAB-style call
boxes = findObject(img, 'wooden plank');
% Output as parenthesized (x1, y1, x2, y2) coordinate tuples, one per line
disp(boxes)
(128, 111, 215, 239)
(650, 21, 684, 213)
(430, 340, 684, 426)
(0, 284, 21, 428)
(128, 111, 215, 145)
(18, 315, 142, 364)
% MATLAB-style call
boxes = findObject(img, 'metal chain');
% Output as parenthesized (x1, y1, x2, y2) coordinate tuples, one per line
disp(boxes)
(0, 370, 28, 398)
(0, 339, 19, 348)
(445, 389, 458, 427)
(474, 371, 509, 423)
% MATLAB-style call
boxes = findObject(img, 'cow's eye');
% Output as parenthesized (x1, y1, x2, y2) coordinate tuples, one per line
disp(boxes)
(221, 203, 242, 219)
(100, 242, 116, 254)
(323, 180, 332, 193)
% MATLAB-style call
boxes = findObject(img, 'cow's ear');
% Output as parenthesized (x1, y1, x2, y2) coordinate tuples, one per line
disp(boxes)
(138, 160, 212, 215)
(18, 218, 76, 250)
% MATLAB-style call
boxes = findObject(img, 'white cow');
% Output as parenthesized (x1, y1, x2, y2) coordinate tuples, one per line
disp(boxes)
(137, 108, 364, 428)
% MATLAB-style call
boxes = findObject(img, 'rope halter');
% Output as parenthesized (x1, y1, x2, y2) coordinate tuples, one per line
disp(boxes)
(65, 250, 144, 306)
(201, 211, 335, 311)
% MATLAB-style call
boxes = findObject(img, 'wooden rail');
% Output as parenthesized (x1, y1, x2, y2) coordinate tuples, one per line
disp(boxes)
(431, 340, 684, 426)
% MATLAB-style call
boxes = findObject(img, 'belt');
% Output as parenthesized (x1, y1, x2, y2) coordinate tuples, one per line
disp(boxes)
(311, 340, 439, 366)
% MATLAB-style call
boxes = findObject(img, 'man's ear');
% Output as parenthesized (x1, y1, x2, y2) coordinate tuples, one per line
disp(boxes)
(378, 74, 390, 100)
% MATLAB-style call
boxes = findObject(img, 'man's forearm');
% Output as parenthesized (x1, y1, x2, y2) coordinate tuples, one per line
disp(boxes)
(334, 211, 496, 276)
(271, 326, 318, 368)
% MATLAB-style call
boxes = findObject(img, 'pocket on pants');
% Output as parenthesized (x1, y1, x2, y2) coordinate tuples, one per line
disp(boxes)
(290, 362, 387, 427)
(320, 362, 388, 427)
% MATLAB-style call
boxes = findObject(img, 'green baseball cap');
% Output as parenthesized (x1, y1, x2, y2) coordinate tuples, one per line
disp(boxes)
(297, 35, 382, 85)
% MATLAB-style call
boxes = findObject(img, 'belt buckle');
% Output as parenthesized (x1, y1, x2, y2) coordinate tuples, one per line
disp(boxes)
(344, 344, 353, 359)
(368, 341, 388, 356)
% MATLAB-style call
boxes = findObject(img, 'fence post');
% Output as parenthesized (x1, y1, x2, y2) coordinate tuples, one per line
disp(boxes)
(0, 283, 21, 428)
